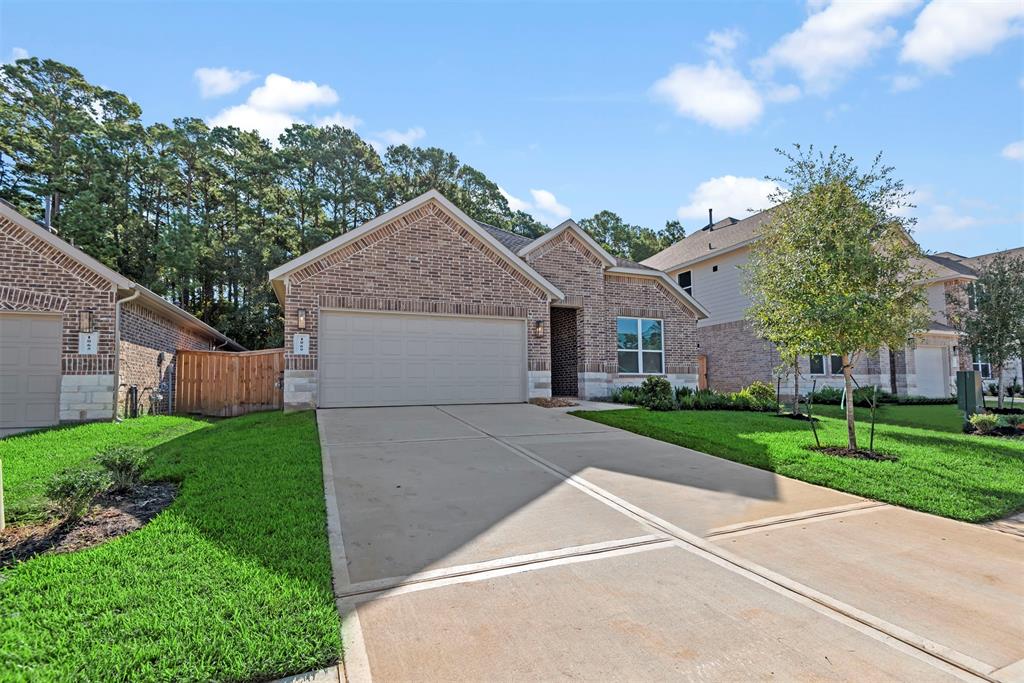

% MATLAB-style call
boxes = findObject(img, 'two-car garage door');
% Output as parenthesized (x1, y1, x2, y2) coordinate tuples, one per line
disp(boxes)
(318, 311, 527, 408)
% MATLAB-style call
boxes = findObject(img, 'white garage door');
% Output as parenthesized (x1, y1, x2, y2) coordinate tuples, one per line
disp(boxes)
(319, 311, 527, 408)
(0, 313, 61, 435)
(914, 346, 948, 398)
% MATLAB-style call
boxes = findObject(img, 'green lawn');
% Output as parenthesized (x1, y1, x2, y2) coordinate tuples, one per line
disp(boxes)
(573, 405, 1024, 523)
(2, 416, 206, 523)
(0, 411, 341, 683)
(813, 403, 964, 433)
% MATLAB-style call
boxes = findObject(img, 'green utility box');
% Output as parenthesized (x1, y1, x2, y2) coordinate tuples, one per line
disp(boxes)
(956, 370, 984, 417)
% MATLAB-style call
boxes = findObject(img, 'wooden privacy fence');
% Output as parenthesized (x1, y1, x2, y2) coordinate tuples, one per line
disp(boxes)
(175, 348, 284, 417)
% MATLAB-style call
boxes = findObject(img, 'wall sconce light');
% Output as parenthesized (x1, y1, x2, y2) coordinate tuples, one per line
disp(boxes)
(533, 319, 545, 338)
(78, 310, 93, 333)
(297, 308, 307, 330)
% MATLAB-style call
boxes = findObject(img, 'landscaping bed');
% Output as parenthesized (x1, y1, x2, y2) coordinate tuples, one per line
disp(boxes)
(572, 405, 1024, 522)
(0, 411, 340, 682)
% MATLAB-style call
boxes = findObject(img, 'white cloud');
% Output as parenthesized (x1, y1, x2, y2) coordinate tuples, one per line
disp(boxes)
(499, 187, 531, 213)
(374, 127, 426, 147)
(1001, 140, 1024, 161)
(764, 82, 802, 102)
(9, 47, 29, 62)
(497, 187, 570, 224)
(209, 105, 299, 143)
(705, 28, 743, 60)
(194, 67, 256, 98)
(651, 62, 764, 130)
(314, 112, 363, 129)
(918, 204, 979, 232)
(676, 175, 778, 222)
(889, 74, 922, 92)
(901, 0, 1024, 72)
(207, 73, 358, 143)
(754, 0, 921, 92)
(530, 189, 571, 221)
(247, 74, 338, 111)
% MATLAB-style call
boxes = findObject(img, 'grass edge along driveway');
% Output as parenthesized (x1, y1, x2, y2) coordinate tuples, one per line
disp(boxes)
(0, 411, 341, 683)
(572, 405, 1024, 523)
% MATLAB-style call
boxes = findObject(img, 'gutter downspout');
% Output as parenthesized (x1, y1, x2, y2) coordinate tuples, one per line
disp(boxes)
(113, 288, 141, 422)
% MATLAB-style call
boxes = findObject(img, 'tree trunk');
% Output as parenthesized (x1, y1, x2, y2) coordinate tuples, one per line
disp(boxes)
(842, 353, 858, 450)
(997, 367, 1004, 409)
(888, 346, 899, 395)
(792, 362, 800, 415)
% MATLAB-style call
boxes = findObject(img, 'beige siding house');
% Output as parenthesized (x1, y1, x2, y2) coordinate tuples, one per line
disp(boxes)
(643, 211, 976, 398)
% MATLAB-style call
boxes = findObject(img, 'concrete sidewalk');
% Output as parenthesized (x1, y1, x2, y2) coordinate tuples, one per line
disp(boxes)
(318, 403, 1023, 682)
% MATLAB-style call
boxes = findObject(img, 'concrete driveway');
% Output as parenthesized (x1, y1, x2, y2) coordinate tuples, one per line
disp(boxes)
(318, 404, 1024, 682)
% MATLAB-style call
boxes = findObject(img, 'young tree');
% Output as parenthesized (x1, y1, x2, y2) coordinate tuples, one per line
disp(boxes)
(744, 146, 930, 450)
(947, 252, 1024, 409)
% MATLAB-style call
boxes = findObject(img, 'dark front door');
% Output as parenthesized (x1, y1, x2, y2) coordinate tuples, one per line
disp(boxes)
(550, 307, 578, 397)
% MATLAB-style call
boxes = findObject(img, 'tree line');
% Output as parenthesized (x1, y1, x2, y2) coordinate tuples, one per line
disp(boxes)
(1, 58, 685, 348)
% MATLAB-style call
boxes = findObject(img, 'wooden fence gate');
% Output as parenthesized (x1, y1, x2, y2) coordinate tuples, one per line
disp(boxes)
(175, 348, 284, 417)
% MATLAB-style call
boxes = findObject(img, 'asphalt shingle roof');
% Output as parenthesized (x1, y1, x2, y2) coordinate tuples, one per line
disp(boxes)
(641, 209, 776, 271)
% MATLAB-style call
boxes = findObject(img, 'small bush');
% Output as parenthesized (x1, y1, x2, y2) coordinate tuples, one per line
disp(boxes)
(675, 385, 694, 401)
(638, 376, 675, 411)
(743, 381, 776, 404)
(808, 386, 844, 404)
(969, 413, 1001, 434)
(893, 395, 956, 405)
(45, 469, 109, 521)
(95, 445, 151, 492)
(610, 386, 640, 405)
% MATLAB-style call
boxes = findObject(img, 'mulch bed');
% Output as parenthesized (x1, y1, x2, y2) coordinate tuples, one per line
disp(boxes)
(970, 426, 1024, 438)
(529, 397, 579, 408)
(810, 446, 898, 462)
(0, 482, 177, 568)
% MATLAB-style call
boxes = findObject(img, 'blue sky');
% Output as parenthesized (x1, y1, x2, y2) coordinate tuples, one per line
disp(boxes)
(3, 1, 1022, 256)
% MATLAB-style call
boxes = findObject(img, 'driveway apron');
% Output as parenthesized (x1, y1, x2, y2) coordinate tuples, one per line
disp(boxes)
(318, 404, 1023, 682)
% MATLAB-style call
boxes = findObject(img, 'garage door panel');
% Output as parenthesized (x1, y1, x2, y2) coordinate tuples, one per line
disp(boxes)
(319, 311, 526, 407)
(0, 313, 61, 431)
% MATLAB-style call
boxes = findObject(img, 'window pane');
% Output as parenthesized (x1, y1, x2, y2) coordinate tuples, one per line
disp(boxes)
(677, 271, 691, 288)
(642, 351, 663, 374)
(830, 355, 843, 375)
(618, 350, 639, 373)
(617, 318, 638, 350)
(641, 319, 663, 350)
(810, 355, 824, 374)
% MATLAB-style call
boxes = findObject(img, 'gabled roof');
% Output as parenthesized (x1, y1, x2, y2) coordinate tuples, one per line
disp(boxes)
(605, 266, 710, 318)
(517, 219, 617, 267)
(0, 199, 243, 350)
(268, 190, 566, 303)
(921, 254, 978, 280)
(476, 221, 535, 252)
(641, 209, 776, 272)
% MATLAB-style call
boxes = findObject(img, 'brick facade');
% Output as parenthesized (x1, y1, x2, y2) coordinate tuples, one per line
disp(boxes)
(1, 210, 226, 428)
(278, 199, 702, 408)
(118, 302, 214, 416)
(282, 200, 552, 408)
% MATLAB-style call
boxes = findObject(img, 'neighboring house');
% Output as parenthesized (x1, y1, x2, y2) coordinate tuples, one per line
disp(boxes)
(932, 247, 1024, 393)
(0, 199, 242, 436)
(268, 190, 708, 410)
(642, 211, 978, 398)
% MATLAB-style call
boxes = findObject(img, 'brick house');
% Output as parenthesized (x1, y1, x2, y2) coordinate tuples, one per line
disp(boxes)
(642, 210, 980, 398)
(0, 199, 242, 436)
(268, 190, 708, 410)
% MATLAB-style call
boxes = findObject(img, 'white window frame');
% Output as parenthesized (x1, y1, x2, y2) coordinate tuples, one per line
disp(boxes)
(972, 348, 992, 379)
(616, 316, 665, 375)
(810, 353, 843, 376)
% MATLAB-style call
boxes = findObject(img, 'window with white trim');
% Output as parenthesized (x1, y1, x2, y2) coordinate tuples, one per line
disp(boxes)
(966, 283, 978, 311)
(810, 353, 843, 376)
(972, 349, 992, 378)
(617, 317, 664, 374)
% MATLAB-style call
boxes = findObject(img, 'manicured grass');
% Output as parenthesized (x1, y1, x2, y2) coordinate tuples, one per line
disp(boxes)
(2, 417, 206, 523)
(0, 411, 341, 683)
(813, 403, 964, 433)
(573, 405, 1024, 523)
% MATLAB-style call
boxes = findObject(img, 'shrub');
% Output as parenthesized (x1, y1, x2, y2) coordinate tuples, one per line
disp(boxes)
(894, 395, 956, 405)
(95, 445, 151, 492)
(807, 386, 844, 404)
(743, 381, 776, 404)
(675, 385, 694, 402)
(610, 386, 640, 405)
(45, 469, 109, 521)
(638, 376, 675, 411)
(969, 413, 1001, 434)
